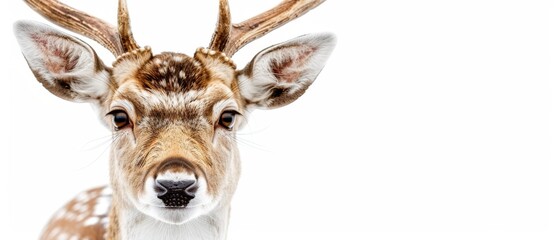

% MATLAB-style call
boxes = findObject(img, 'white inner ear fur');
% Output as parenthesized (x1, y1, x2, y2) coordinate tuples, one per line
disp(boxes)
(238, 33, 336, 107)
(14, 20, 110, 101)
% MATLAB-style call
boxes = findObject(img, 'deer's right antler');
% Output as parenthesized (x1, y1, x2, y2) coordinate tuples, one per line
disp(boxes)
(25, 0, 138, 57)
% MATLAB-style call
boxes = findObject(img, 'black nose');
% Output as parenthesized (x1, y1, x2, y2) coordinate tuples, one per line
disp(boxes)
(155, 179, 196, 208)
(155, 179, 196, 195)
(157, 179, 195, 192)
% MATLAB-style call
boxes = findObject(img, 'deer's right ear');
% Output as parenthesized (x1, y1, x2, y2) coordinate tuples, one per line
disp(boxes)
(13, 20, 112, 103)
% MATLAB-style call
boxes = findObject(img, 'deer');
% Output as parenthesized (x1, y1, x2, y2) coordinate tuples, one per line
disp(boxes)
(13, 0, 335, 239)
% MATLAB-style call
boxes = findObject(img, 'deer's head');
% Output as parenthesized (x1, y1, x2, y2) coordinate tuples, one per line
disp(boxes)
(14, 0, 335, 225)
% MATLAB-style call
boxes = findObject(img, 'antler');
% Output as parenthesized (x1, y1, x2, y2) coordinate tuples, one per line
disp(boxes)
(209, 0, 326, 57)
(117, 0, 139, 52)
(25, 0, 323, 57)
(24, 0, 139, 57)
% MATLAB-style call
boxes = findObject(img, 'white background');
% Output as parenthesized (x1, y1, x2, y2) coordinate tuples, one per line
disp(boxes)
(2, 0, 559, 239)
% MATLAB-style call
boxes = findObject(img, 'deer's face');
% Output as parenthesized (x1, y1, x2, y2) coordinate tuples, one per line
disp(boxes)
(14, 20, 335, 224)
(107, 51, 243, 223)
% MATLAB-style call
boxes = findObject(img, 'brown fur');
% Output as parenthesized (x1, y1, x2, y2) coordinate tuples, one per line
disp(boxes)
(100, 50, 243, 238)
(18, 2, 332, 238)
(28, 36, 332, 238)
(137, 53, 210, 92)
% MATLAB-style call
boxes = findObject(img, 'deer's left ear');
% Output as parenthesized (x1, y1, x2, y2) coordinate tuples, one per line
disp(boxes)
(237, 33, 336, 109)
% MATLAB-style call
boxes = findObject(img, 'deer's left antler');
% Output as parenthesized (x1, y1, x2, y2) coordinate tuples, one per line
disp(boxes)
(209, 0, 325, 56)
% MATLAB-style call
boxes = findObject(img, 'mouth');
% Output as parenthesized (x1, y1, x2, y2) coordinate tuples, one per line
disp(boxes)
(135, 198, 212, 225)
(138, 198, 208, 210)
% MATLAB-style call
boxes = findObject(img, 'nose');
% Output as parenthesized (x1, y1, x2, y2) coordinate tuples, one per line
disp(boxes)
(154, 157, 199, 208)
(155, 179, 197, 208)
(156, 179, 196, 195)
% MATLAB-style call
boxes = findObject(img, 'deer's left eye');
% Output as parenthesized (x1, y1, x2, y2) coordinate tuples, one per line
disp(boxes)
(219, 111, 238, 130)
(107, 110, 130, 130)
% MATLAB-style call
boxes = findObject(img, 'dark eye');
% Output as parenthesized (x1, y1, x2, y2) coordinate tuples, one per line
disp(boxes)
(108, 110, 130, 130)
(219, 111, 238, 130)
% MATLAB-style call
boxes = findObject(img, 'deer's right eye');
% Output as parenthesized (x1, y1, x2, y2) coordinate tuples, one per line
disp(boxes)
(107, 110, 130, 130)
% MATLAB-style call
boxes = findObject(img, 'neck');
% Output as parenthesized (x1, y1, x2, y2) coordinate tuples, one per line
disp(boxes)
(107, 198, 230, 240)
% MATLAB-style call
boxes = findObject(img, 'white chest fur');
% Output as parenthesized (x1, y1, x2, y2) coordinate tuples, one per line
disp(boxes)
(120, 206, 229, 240)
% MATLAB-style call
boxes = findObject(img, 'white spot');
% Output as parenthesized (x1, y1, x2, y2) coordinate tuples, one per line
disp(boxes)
(179, 70, 186, 79)
(66, 212, 76, 221)
(75, 192, 90, 202)
(53, 208, 67, 219)
(101, 187, 112, 196)
(101, 216, 110, 226)
(93, 196, 111, 216)
(72, 201, 88, 213)
(173, 56, 184, 62)
(48, 227, 61, 238)
(78, 204, 89, 213)
(77, 212, 88, 222)
(57, 232, 68, 240)
(83, 217, 99, 226)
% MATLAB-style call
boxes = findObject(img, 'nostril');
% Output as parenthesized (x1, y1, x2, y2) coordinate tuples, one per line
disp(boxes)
(154, 181, 168, 197)
(185, 184, 198, 195)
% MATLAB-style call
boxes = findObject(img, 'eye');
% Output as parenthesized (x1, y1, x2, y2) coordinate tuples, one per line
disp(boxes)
(219, 111, 238, 130)
(107, 110, 130, 130)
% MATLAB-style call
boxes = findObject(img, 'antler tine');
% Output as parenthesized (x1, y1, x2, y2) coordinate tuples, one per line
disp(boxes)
(118, 0, 140, 52)
(24, 0, 125, 57)
(209, 0, 326, 57)
(209, 0, 232, 52)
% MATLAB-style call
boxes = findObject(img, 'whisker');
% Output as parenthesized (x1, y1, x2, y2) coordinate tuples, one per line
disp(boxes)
(237, 124, 272, 136)
(80, 134, 115, 151)
(233, 135, 271, 152)
(216, 130, 271, 152)
(74, 132, 124, 171)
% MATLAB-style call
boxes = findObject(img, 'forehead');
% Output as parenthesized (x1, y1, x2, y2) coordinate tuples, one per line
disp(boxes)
(112, 52, 241, 115)
(136, 52, 209, 92)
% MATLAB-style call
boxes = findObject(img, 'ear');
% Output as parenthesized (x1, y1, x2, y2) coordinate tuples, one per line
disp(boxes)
(237, 33, 336, 109)
(13, 20, 112, 103)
